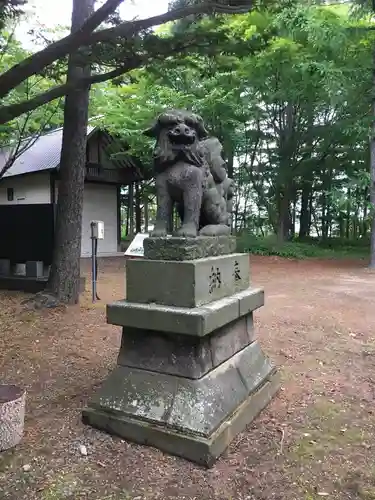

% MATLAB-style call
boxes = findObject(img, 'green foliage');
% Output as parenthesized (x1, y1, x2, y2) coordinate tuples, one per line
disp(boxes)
(93, 1, 374, 249)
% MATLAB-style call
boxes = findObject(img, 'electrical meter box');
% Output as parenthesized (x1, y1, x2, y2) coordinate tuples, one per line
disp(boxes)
(90, 220, 104, 240)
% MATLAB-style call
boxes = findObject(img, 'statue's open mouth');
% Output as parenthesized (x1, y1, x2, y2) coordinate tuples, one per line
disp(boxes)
(168, 130, 196, 146)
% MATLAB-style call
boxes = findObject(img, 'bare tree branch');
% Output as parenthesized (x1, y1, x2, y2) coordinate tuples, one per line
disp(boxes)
(0, 67, 130, 124)
(87, 1, 254, 45)
(0, 0, 124, 98)
(0, 0, 253, 101)
(0, 100, 62, 177)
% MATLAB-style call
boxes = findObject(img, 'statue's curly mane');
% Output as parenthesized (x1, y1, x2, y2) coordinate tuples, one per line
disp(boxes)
(153, 128, 205, 172)
(199, 137, 234, 225)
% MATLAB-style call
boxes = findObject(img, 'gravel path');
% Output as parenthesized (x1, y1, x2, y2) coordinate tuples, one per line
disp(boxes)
(1, 255, 374, 500)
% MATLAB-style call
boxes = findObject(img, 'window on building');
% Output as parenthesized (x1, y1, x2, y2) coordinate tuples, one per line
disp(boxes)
(7, 187, 14, 201)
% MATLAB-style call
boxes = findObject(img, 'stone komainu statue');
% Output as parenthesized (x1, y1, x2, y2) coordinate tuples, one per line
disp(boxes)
(145, 110, 234, 238)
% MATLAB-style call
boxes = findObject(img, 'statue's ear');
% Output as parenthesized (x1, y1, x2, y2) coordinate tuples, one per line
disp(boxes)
(143, 122, 160, 138)
(194, 114, 209, 139)
(196, 123, 209, 140)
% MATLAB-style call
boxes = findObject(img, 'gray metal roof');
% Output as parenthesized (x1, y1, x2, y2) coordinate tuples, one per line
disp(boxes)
(0, 125, 95, 178)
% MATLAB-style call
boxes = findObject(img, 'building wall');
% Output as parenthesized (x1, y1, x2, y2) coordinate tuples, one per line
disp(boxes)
(0, 174, 119, 257)
(81, 183, 119, 257)
(54, 180, 119, 257)
(0, 172, 51, 204)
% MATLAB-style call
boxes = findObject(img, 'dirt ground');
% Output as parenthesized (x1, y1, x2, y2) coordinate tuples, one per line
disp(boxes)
(1, 255, 375, 500)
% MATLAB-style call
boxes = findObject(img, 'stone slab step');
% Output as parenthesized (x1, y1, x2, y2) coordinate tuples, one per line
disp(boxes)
(107, 286, 264, 337)
(143, 236, 237, 261)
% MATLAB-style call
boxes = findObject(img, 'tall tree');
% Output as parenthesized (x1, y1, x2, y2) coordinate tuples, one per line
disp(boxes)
(44, 0, 95, 305)
(352, 0, 375, 266)
(370, 5, 375, 267)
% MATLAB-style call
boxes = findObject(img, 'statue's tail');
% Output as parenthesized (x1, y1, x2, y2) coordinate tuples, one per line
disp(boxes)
(200, 136, 234, 226)
(222, 177, 234, 225)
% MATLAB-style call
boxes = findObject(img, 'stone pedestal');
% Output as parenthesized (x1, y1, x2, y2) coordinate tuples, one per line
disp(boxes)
(26, 261, 44, 278)
(0, 385, 26, 451)
(83, 237, 280, 467)
(0, 259, 10, 276)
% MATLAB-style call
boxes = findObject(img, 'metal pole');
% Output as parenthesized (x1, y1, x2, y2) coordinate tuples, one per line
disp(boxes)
(91, 236, 97, 303)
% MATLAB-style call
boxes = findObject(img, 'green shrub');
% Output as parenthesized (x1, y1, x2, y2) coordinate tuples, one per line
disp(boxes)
(236, 233, 369, 260)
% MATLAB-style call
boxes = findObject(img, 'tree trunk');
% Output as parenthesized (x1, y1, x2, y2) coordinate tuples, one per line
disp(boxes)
(226, 149, 234, 179)
(308, 190, 313, 234)
(363, 189, 368, 237)
(371, 21, 375, 266)
(135, 182, 142, 233)
(291, 186, 297, 237)
(321, 192, 328, 241)
(346, 188, 351, 241)
(234, 198, 239, 232)
(370, 102, 375, 265)
(299, 106, 314, 239)
(276, 186, 291, 243)
(276, 102, 294, 243)
(320, 167, 332, 242)
(242, 196, 249, 231)
(125, 187, 130, 236)
(326, 167, 333, 239)
(46, 0, 94, 304)
(128, 182, 134, 237)
(370, 177, 375, 265)
(299, 179, 311, 238)
(144, 194, 149, 232)
(339, 215, 344, 238)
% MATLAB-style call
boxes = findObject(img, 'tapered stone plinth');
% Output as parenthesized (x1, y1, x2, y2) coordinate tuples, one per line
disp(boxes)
(83, 236, 280, 467)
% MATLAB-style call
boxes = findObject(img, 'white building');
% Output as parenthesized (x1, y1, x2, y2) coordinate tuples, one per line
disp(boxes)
(0, 126, 143, 258)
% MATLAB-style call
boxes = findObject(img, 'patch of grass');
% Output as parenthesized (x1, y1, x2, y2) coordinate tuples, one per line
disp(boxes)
(41, 474, 81, 500)
(341, 470, 375, 499)
(290, 399, 368, 462)
(236, 234, 370, 260)
(41, 474, 132, 500)
(359, 489, 375, 499)
(0, 449, 18, 473)
(100, 494, 132, 500)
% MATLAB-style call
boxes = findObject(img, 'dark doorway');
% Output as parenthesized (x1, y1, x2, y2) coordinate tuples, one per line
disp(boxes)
(0, 204, 55, 265)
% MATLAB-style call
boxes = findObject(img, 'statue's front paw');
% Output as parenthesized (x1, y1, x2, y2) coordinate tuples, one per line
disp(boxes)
(151, 227, 168, 237)
(199, 224, 231, 236)
(174, 223, 197, 238)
